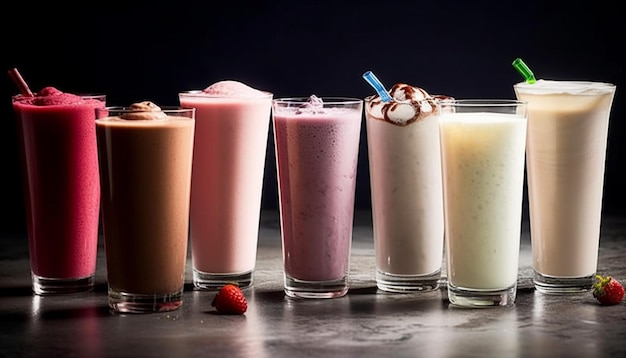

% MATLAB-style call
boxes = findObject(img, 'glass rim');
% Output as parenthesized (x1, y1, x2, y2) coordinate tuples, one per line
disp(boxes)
(363, 94, 447, 102)
(96, 106, 195, 114)
(513, 80, 616, 96)
(179, 90, 273, 99)
(76, 93, 107, 100)
(438, 99, 527, 107)
(514, 80, 616, 89)
(273, 97, 363, 105)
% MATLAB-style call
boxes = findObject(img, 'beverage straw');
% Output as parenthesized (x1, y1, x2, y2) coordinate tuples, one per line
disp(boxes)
(512, 58, 536, 84)
(362, 71, 392, 102)
(8, 68, 34, 97)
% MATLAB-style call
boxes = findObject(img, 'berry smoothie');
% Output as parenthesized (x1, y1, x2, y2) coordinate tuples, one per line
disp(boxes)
(13, 88, 104, 294)
(365, 83, 446, 292)
(96, 102, 194, 313)
(273, 96, 362, 294)
(179, 81, 272, 289)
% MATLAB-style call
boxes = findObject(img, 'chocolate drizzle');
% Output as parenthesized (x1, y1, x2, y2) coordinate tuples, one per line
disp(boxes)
(366, 83, 451, 127)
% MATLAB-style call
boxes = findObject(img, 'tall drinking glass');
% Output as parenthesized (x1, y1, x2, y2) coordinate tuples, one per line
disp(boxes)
(514, 80, 616, 294)
(179, 82, 273, 290)
(439, 99, 527, 307)
(13, 90, 105, 295)
(364, 91, 444, 293)
(273, 96, 363, 299)
(96, 104, 195, 313)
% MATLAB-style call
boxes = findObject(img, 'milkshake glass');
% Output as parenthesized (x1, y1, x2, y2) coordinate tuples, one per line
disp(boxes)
(96, 103, 195, 313)
(179, 81, 272, 290)
(514, 80, 616, 294)
(12, 88, 105, 295)
(364, 84, 445, 292)
(439, 99, 527, 307)
(273, 96, 362, 299)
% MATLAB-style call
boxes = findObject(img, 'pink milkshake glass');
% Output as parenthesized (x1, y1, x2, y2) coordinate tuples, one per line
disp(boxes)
(179, 82, 273, 290)
(12, 90, 105, 295)
(272, 96, 363, 299)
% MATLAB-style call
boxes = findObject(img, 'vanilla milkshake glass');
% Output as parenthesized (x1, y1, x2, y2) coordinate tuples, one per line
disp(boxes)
(273, 96, 362, 299)
(514, 80, 616, 294)
(179, 81, 272, 290)
(364, 84, 444, 293)
(439, 99, 527, 308)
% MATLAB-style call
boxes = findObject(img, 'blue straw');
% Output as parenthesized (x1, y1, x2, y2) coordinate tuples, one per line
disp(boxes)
(362, 71, 392, 102)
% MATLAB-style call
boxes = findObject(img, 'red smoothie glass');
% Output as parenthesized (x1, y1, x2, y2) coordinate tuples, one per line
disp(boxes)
(96, 103, 195, 313)
(12, 88, 105, 295)
(272, 96, 363, 299)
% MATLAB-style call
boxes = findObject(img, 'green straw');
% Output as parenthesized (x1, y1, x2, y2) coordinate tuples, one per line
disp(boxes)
(512, 58, 536, 84)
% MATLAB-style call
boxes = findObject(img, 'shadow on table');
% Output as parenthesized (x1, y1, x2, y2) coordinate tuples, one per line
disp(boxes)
(0, 285, 32, 297)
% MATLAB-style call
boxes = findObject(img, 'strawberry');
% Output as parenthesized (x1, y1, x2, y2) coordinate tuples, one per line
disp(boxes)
(592, 274, 624, 306)
(212, 284, 248, 315)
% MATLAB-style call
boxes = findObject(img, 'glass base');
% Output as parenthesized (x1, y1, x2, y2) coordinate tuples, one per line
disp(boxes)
(284, 275, 348, 299)
(108, 289, 183, 313)
(376, 269, 440, 293)
(192, 269, 253, 290)
(447, 283, 516, 308)
(32, 273, 94, 295)
(533, 271, 593, 295)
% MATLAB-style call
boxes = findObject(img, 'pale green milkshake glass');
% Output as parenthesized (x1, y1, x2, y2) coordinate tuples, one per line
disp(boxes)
(439, 99, 528, 308)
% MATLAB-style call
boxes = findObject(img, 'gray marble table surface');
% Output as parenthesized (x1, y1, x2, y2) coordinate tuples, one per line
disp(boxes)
(1, 211, 625, 358)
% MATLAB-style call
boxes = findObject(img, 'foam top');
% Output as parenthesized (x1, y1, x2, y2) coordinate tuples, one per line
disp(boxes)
(514, 79, 615, 95)
(202, 80, 268, 98)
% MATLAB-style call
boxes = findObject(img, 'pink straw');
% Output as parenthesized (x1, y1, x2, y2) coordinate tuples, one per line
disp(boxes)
(8, 68, 34, 97)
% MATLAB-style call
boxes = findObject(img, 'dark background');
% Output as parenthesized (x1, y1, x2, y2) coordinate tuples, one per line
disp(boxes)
(1, 0, 623, 236)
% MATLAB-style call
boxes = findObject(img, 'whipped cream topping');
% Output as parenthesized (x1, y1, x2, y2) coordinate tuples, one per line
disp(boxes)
(119, 101, 167, 120)
(366, 83, 449, 126)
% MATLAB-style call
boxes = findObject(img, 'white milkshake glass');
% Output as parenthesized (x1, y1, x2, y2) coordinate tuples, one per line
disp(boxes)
(514, 79, 616, 294)
(439, 99, 527, 308)
(364, 94, 444, 293)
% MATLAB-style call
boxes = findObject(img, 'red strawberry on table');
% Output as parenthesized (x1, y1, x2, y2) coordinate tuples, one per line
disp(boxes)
(212, 284, 248, 315)
(592, 274, 625, 306)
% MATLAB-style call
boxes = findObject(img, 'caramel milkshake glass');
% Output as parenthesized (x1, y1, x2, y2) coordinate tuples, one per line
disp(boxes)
(514, 80, 616, 294)
(439, 99, 527, 308)
(96, 104, 195, 313)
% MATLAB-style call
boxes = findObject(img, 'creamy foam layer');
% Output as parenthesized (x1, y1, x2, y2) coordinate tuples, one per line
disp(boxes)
(515, 79, 615, 95)
(202, 80, 268, 97)
(366, 83, 449, 126)
(16, 87, 90, 106)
